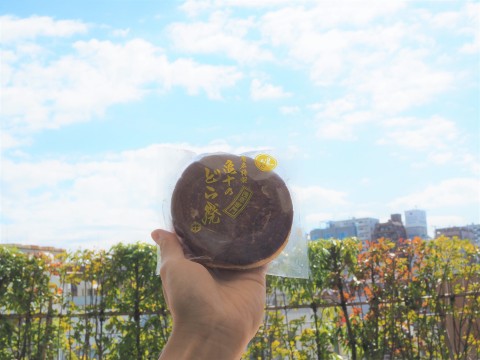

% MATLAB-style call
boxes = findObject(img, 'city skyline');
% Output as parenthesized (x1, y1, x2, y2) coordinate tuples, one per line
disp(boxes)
(1, 1, 479, 251)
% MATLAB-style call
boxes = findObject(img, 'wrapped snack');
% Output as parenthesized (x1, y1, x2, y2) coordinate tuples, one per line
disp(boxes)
(171, 153, 293, 269)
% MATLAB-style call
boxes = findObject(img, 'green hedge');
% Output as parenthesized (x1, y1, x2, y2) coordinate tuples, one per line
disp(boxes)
(1, 237, 479, 359)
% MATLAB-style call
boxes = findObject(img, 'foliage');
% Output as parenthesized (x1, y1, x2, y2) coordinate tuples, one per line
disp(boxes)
(0, 246, 60, 359)
(1, 243, 169, 360)
(1, 236, 479, 359)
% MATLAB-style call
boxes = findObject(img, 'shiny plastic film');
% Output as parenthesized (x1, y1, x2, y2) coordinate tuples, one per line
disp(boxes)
(156, 149, 309, 279)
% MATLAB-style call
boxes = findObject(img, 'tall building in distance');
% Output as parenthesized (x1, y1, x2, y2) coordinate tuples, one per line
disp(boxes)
(310, 217, 379, 243)
(372, 214, 407, 243)
(404, 209, 428, 239)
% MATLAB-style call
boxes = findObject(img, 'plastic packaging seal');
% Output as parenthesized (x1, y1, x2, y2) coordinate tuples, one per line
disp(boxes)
(154, 148, 309, 278)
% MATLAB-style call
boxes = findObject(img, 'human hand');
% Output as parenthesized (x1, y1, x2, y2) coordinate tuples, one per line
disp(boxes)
(151, 229, 267, 360)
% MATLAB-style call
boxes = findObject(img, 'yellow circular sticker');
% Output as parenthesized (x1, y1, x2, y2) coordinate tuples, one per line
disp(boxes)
(254, 154, 277, 172)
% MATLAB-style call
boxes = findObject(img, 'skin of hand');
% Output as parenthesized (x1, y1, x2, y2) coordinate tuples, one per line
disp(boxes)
(151, 229, 267, 360)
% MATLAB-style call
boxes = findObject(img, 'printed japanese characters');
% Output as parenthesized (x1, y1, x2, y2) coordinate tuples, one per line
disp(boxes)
(171, 153, 293, 269)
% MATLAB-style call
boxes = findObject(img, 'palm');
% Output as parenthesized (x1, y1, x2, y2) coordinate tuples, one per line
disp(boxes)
(162, 257, 266, 341)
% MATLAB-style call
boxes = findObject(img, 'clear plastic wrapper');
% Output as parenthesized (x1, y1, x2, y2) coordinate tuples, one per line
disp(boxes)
(155, 148, 309, 278)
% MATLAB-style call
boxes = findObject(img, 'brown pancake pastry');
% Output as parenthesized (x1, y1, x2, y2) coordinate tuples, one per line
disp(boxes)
(171, 153, 293, 269)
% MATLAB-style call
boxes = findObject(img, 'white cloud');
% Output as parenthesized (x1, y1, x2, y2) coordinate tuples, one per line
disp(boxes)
(419, 3, 480, 54)
(0, 130, 25, 150)
(460, 38, 480, 54)
(259, 4, 457, 112)
(289, 184, 351, 232)
(428, 215, 470, 232)
(176, 2, 412, 90)
(0, 15, 88, 43)
(315, 97, 357, 118)
(2, 38, 242, 145)
(179, 0, 212, 16)
(389, 178, 480, 210)
(354, 50, 453, 113)
(461, 153, 480, 174)
(3, 142, 350, 248)
(291, 185, 348, 206)
(428, 151, 454, 165)
(376, 115, 480, 173)
(429, 11, 461, 29)
(179, 0, 310, 17)
(2, 143, 252, 249)
(459, 2, 480, 54)
(315, 120, 356, 141)
(250, 79, 291, 100)
(261, 2, 404, 34)
(260, 3, 406, 84)
(170, 58, 243, 99)
(305, 212, 334, 228)
(378, 116, 461, 151)
(279, 106, 299, 115)
(313, 96, 374, 140)
(111, 28, 130, 37)
(1, 4, 477, 249)
(168, 11, 273, 63)
(284, 145, 301, 159)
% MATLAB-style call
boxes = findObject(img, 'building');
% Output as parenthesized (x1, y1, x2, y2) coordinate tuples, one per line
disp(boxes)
(464, 224, 480, 246)
(404, 209, 428, 239)
(372, 214, 407, 243)
(3, 243, 98, 303)
(310, 217, 379, 242)
(2, 243, 109, 359)
(3, 243, 65, 258)
(435, 226, 476, 241)
(310, 222, 356, 241)
(354, 218, 379, 242)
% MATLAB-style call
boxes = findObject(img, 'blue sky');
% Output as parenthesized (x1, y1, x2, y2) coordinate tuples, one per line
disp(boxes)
(1, 0, 479, 250)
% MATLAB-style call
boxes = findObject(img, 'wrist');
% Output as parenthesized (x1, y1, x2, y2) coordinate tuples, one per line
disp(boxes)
(159, 323, 249, 360)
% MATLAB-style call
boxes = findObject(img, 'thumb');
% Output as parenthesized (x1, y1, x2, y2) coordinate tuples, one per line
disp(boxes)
(151, 229, 185, 262)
